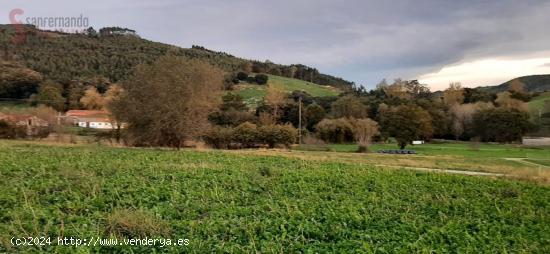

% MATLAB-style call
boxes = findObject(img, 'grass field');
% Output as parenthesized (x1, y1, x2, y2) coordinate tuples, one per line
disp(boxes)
(292, 142, 550, 182)
(267, 75, 340, 97)
(0, 101, 32, 112)
(0, 140, 549, 253)
(528, 92, 550, 112)
(324, 142, 550, 159)
(233, 74, 340, 107)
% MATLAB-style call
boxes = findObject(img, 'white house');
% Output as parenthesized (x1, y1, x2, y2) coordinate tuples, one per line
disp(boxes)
(65, 110, 121, 129)
(77, 117, 114, 129)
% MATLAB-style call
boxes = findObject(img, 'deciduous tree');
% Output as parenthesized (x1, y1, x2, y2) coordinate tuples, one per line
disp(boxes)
(330, 95, 368, 119)
(34, 80, 65, 111)
(443, 82, 464, 106)
(80, 87, 104, 110)
(110, 56, 223, 148)
(381, 105, 433, 149)
(349, 118, 379, 153)
(472, 107, 533, 143)
(265, 86, 286, 122)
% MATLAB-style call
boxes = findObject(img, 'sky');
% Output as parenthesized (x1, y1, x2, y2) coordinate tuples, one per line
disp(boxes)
(2, 0, 550, 91)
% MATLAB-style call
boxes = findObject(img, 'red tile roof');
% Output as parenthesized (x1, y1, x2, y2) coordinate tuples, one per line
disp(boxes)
(65, 110, 108, 117)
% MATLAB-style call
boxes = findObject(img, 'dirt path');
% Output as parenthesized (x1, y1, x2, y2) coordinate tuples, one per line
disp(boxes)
(504, 158, 550, 168)
(227, 149, 506, 177)
(372, 164, 505, 176)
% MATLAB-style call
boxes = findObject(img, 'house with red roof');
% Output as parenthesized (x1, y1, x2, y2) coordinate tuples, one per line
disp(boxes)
(65, 110, 120, 129)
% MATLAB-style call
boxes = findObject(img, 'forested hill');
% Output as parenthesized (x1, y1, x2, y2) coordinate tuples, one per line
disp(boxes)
(479, 75, 550, 93)
(0, 24, 353, 90)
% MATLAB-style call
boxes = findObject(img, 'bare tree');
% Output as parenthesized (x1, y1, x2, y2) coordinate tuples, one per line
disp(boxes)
(265, 85, 286, 122)
(110, 56, 223, 148)
(443, 82, 464, 106)
(349, 118, 380, 153)
(449, 104, 476, 140)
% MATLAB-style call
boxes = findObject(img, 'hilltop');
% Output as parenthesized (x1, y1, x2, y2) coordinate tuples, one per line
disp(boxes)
(479, 74, 550, 93)
(0, 24, 353, 91)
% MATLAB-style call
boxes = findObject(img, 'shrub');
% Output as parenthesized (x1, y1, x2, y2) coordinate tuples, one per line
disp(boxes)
(255, 74, 269, 85)
(205, 122, 296, 149)
(233, 122, 259, 148)
(236, 71, 248, 81)
(246, 76, 256, 83)
(258, 124, 297, 148)
(0, 120, 40, 139)
(0, 121, 16, 139)
(209, 110, 257, 127)
(203, 127, 234, 149)
(315, 118, 354, 143)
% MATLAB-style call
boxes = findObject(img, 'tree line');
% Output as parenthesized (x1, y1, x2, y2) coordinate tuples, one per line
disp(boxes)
(2, 54, 548, 150)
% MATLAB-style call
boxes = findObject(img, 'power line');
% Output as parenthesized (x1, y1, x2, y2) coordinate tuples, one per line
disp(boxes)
(0, 97, 65, 103)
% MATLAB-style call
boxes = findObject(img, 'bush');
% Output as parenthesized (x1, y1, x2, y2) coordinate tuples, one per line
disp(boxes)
(0, 120, 45, 139)
(258, 124, 297, 148)
(246, 76, 256, 84)
(233, 122, 259, 148)
(0, 121, 16, 139)
(255, 74, 269, 85)
(203, 127, 234, 149)
(204, 122, 296, 149)
(315, 118, 354, 143)
(209, 110, 257, 127)
(236, 71, 248, 81)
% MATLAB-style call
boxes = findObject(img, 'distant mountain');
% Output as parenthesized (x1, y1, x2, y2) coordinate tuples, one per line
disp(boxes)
(0, 24, 353, 90)
(479, 74, 550, 93)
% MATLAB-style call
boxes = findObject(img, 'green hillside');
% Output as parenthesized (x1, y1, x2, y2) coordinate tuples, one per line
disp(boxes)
(233, 74, 340, 107)
(528, 92, 550, 112)
(0, 24, 353, 91)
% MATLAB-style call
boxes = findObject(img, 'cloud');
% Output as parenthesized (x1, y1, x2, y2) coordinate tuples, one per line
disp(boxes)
(418, 56, 550, 91)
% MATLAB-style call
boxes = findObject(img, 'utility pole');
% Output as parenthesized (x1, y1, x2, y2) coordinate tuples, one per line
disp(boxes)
(298, 96, 302, 144)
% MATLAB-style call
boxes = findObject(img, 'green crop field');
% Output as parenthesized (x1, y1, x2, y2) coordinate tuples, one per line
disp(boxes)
(233, 74, 340, 107)
(0, 140, 549, 253)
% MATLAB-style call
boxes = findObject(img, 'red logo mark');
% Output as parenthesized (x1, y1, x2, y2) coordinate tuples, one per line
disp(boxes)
(9, 8, 25, 44)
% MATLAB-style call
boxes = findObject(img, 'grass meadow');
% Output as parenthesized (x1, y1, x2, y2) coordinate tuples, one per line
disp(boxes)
(291, 142, 550, 182)
(0, 140, 548, 253)
(528, 92, 550, 113)
(233, 74, 340, 107)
